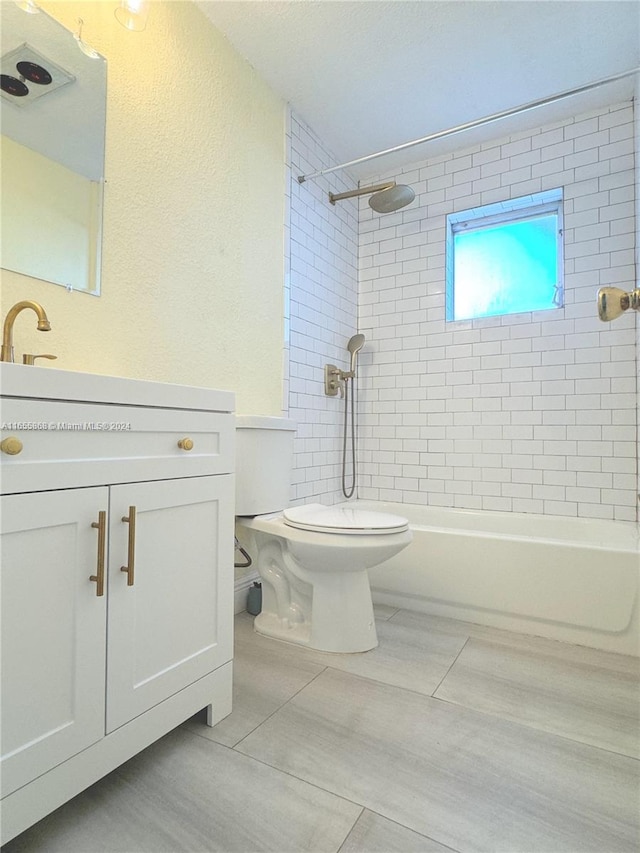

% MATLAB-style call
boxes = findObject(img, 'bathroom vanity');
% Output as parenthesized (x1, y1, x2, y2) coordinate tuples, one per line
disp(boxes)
(0, 364, 235, 844)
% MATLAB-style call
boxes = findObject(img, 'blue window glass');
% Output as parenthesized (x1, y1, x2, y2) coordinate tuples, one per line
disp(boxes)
(446, 190, 563, 322)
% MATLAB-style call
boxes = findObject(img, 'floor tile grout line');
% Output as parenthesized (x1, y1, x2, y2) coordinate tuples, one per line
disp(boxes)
(239, 651, 630, 756)
(243, 609, 640, 676)
(230, 665, 330, 750)
(429, 693, 640, 763)
(174, 730, 367, 852)
(385, 609, 640, 671)
(183, 692, 640, 768)
(316, 660, 460, 704)
(183, 664, 330, 751)
(379, 606, 401, 622)
(431, 636, 471, 697)
(224, 737, 463, 853)
(335, 805, 365, 853)
(227, 741, 375, 822)
(217, 651, 640, 766)
(353, 806, 464, 853)
(234, 615, 640, 759)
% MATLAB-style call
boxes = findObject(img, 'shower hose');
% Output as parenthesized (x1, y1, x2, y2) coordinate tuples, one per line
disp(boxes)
(342, 376, 357, 499)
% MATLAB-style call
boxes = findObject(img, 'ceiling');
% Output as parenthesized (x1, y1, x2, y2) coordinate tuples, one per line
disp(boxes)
(196, 0, 639, 179)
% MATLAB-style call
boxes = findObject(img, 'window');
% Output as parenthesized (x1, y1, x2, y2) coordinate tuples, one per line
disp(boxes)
(446, 189, 563, 322)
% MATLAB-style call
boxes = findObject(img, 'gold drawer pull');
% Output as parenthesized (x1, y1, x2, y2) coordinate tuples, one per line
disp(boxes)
(1, 436, 23, 456)
(177, 437, 194, 451)
(90, 511, 107, 597)
(121, 506, 136, 586)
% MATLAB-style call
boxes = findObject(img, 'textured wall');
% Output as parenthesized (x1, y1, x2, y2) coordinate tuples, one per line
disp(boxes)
(357, 101, 637, 521)
(1, 1, 285, 415)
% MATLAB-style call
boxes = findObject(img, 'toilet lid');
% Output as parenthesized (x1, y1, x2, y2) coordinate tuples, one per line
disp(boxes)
(283, 503, 409, 535)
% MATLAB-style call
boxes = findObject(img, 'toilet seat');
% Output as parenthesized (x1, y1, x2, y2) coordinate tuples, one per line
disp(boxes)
(283, 503, 409, 535)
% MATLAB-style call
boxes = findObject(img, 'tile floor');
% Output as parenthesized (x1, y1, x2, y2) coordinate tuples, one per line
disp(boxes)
(5, 607, 640, 853)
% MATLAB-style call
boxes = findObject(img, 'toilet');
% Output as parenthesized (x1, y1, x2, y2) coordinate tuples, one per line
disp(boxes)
(235, 416, 412, 653)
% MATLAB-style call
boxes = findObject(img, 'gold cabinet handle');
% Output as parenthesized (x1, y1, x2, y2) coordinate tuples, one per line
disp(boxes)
(1, 436, 23, 455)
(177, 437, 194, 451)
(121, 506, 136, 586)
(90, 510, 107, 597)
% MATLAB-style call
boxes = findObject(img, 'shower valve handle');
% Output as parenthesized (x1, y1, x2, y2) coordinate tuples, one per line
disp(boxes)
(324, 364, 345, 397)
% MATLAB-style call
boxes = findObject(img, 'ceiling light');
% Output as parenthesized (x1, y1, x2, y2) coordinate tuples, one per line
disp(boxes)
(114, 0, 149, 32)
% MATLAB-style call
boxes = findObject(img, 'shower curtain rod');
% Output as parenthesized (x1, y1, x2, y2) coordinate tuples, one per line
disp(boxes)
(297, 68, 639, 184)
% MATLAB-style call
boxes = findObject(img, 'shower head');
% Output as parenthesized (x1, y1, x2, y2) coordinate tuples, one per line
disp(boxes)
(347, 333, 365, 374)
(368, 184, 415, 213)
(329, 182, 415, 214)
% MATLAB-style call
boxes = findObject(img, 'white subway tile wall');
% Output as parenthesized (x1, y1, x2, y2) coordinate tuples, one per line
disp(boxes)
(357, 102, 638, 521)
(636, 84, 640, 522)
(287, 111, 359, 503)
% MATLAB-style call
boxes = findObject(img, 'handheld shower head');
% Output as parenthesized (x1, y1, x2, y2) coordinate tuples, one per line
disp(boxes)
(347, 333, 365, 374)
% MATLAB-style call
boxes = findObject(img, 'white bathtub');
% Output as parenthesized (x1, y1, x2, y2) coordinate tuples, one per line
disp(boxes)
(347, 500, 640, 656)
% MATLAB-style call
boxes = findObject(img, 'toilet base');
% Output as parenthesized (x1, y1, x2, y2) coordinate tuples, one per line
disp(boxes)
(253, 568, 379, 653)
(238, 512, 412, 654)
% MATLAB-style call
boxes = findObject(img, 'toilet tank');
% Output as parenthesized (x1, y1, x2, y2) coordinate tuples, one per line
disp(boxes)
(235, 416, 296, 515)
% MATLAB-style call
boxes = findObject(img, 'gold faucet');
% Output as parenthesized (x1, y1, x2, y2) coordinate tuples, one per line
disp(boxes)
(1, 300, 52, 363)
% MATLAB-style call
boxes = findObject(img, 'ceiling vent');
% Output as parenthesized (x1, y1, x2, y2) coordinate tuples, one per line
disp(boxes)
(1, 43, 74, 107)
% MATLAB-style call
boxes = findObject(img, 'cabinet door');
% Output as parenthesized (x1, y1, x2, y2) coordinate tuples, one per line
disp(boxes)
(0, 488, 108, 798)
(106, 475, 234, 732)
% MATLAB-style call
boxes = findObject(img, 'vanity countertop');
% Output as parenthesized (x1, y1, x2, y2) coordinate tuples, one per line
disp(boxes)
(0, 363, 234, 413)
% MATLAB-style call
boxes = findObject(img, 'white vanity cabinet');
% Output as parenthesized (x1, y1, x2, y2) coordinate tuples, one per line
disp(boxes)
(105, 474, 233, 732)
(0, 364, 235, 844)
(1, 487, 109, 797)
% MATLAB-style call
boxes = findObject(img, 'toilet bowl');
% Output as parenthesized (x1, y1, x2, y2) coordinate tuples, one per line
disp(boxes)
(238, 504, 412, 652)
(235, 417, 412, 653)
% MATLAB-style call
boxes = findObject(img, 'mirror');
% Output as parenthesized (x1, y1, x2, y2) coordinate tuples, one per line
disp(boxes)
(1, 3, 107, 296)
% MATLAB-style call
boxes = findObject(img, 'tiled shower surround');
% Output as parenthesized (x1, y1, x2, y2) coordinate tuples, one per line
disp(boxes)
(289, 102, 638, 521)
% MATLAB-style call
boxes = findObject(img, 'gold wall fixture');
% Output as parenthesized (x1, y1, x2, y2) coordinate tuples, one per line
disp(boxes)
(597, 287, 640, 322)
(22, 353, 57, 366)
(1, 301, 51, 363)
